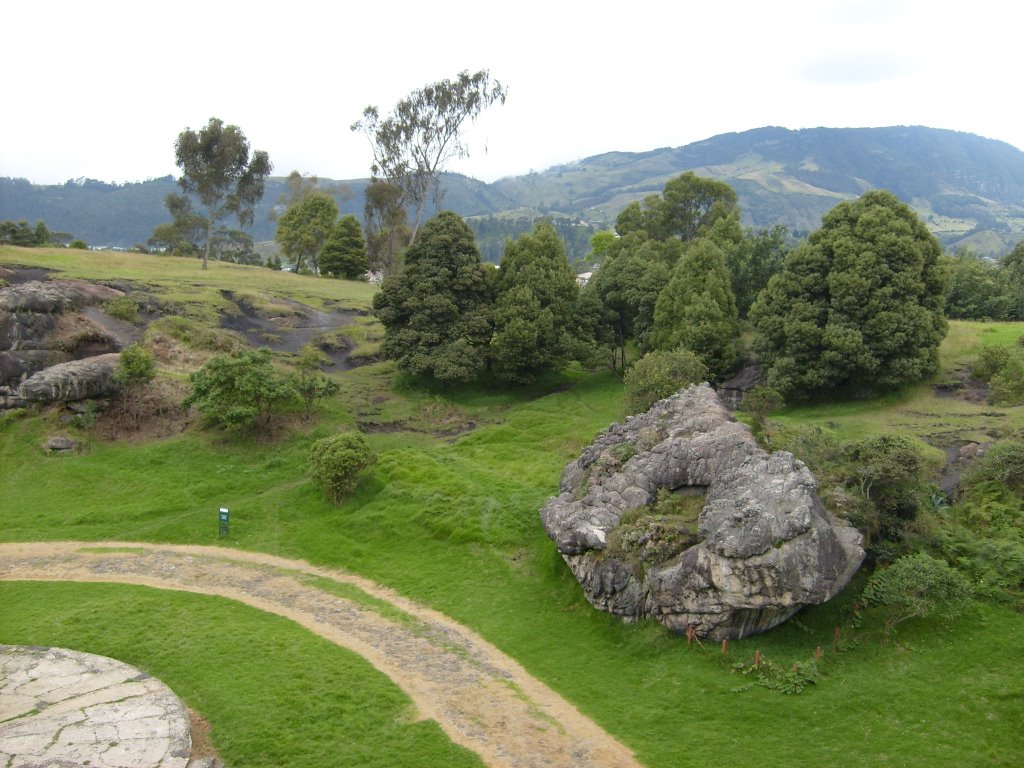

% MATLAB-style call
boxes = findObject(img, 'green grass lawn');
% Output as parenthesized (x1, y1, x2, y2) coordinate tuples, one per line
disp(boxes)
(2, 250, 1023, 767)
(0, 581, 482, 768)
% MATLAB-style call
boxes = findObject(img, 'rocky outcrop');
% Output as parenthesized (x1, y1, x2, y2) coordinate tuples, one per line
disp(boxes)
(18, 353, 121, 403)
(540, 383, 864, 640)
(0, 279, 123, 314)
(0, 279, 128, 402)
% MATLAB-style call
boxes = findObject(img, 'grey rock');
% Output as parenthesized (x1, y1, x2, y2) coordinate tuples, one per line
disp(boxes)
(18, 353, 121, 403)
(0, 279, 124, 313)
(43, 435, 80, 453)
(540, 383, 864, 640)
(0, 349, 72, 384)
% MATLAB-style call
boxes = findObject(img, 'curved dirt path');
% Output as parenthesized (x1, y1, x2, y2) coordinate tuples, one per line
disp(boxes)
(0, 541, 641, 768)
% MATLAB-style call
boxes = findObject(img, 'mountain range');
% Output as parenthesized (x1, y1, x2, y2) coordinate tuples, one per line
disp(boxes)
(3, 125, 1023, 261)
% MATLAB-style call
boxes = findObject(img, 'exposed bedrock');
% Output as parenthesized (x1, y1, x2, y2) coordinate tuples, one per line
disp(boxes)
(540, 383, 864, 640)
(17, 352, 121, 403)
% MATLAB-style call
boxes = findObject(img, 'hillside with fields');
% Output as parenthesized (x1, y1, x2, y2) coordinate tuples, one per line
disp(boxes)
(3, 126, 1024, 260)
(1, 242, 1022, 767)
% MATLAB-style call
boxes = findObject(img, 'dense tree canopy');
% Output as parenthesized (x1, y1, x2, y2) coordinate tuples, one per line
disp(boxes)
(490, 222, 579, 383)
(651, 238, 741, 380)
(173, 118, 272, 269)
(615, 172, 738, 242)
(581, 234, 678, 369)
(275, 192, 339, 275)
(751, 190, 948, 399)
(320, 215, 369, 279)
(372, 211, 492, 382)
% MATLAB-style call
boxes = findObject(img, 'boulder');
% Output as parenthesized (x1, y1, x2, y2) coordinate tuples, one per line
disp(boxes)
(43, 435, 80, 453)
(540, 383, 864, 640)
(18, 353, 121, 403)
(0, 350, 72, 385)
(0, 279, 124, 313)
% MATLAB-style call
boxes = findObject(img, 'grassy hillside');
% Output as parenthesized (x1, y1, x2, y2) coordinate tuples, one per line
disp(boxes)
(2, 248, 1023, 767)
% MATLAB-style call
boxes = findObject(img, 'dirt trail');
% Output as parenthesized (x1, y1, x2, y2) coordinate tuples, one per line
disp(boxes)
(0, 541, 641, 768)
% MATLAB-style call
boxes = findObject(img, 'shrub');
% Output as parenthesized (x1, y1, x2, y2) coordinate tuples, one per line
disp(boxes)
(970, 345, 1013, 381)
(966, 441, 1024, 492)
(69, 239, 88, 250)
(861, 553, 972, 632)
(623, 348, 707, 414)
(105, 296, 140, 324)
(742, 385, 784, 431)
(183, 349, 297, 431)
(309, 432, 377, 504)
(988, 356, 1024, 406)
(114, 344, 156, 388)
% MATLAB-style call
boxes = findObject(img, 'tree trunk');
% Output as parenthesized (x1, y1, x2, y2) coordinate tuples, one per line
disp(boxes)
(202, 218, 212, 270)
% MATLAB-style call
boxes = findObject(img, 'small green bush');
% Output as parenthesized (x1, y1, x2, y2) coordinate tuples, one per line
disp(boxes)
(988, 356, 1024, 405)
(309, 432, 377, 504)
(970, 345, 1012, 381)
(623, 348, 707, 415)
(966, 441, 1024, 491)
(105, 296, 140, 324)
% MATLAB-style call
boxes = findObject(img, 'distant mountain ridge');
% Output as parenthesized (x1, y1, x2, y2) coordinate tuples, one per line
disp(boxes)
(3, 126, 1023, 259)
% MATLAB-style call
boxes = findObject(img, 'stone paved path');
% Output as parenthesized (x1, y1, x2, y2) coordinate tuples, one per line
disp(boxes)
(0, 542, 641, 768)
(0, 645, 191, 767)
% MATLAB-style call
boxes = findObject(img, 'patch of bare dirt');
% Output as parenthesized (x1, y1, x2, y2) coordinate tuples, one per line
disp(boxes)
(0, 542, 640, 768)
(218, 291, 361, 367)
(933, 366, 989, 403)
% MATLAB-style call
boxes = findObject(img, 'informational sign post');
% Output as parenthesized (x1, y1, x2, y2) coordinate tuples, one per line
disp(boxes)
(218, 507, 229, 538)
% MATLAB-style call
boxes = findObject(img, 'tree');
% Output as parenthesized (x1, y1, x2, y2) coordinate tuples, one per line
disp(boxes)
(615, 172, 738, 242)
(372, 211, 492, 383)
(623, 348, 707, 414)
(352, 69, 507, 244)
(173, 117, 272, 269)
(114, 343, 156, 430)
(582, 234, 678, 370)
(150, 193, 206, 255)
(34, 220, 50, 246)
(861, 553, 972, 633)
(362, 179, 410, 276)
(725, 224, 789, 319)
(320, 215, 369, 279)
(294, 344, 340, 421)
(750, 190, 948, 399)
(270, 170, 350, 223)
(651, 238, 741, 380)
(275, 192, 339, 274)
(183, 349, 296, 431)
(309, 432, 377, 504)
(490, 222, 580, 384)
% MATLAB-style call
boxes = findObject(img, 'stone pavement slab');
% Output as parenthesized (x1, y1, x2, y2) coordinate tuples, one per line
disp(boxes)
(0, 646, 191, 768)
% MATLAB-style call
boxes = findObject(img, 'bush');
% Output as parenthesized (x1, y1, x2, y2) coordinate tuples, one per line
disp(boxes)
(309, 433, 377, 504)
(69, 239, 88, 250)
(183, 349, 297, 431)
(623, 348, 707, 414)
(742, 385, 784, 431)
(988, 356, 1024, 405)
(861, 553, 972, 632)
(970, 345, 1013, 381)
(105, 296, 140, 324)
(966, 441, 1024, 492)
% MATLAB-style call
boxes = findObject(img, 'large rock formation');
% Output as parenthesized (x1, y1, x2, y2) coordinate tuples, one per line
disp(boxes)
(17, 353, 122, 403)
(540, 384, 864, 640)
(0, 278, 129, 406)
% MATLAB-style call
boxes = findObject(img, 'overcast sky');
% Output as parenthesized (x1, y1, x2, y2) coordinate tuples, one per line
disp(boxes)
(3, 0, 1020, 186)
